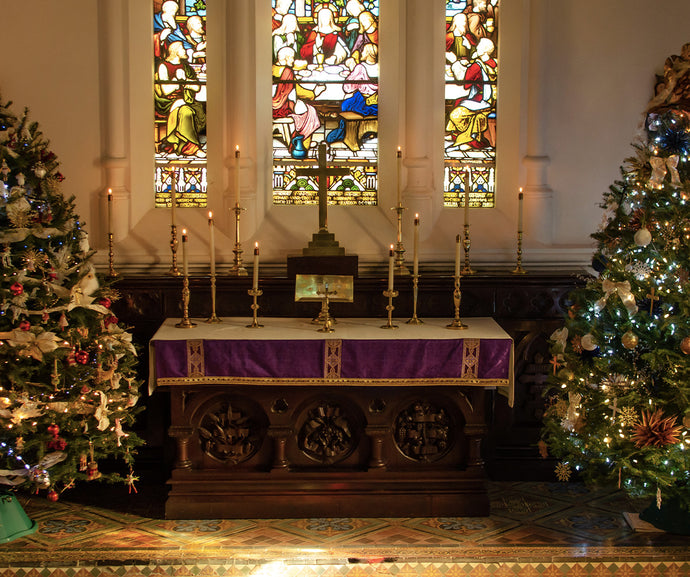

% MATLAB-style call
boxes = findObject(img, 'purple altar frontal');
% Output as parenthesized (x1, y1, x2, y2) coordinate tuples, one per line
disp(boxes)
(150, 317, 514, 405)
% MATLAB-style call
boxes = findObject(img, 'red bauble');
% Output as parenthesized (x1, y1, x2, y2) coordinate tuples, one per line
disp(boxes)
(47, 490, 59, 502)
(47, 438, 67, 451)
(19, 319, 31, 331)
(75, 350, 89, 364)
(104, 315, 119, 327)
(47, 424, 60, 438)
(10, 282, 23, 296)
(99, 297, 112, 309)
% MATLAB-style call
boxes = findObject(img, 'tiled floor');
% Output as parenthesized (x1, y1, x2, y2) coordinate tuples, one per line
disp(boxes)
(2, 479, 690, 576)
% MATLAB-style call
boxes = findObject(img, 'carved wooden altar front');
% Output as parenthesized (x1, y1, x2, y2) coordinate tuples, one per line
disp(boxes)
(150, 317, 512, 519)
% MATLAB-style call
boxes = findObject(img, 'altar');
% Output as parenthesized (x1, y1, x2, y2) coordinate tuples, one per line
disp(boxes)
(150, 317, 513, 519)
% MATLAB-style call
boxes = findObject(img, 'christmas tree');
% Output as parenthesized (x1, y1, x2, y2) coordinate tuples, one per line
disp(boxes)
(0, 94, 144, 500)
(541, 45, 690, 517)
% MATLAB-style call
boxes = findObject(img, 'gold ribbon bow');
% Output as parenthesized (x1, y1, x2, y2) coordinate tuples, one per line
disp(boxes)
(649, 155, 680, 189)
(595, 279, 638, 315)
(0, 329, 61, 361)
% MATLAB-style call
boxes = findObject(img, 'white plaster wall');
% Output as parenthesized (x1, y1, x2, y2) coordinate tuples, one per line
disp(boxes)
(2, 0, 689, 272)
(1, 0, 102, 239)
(543, 0, 690, 246)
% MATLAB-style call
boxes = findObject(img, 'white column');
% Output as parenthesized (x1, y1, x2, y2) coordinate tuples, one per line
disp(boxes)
(99, 0, 131, 243)
(522, 0, 553, 244)
(403, 0, 441, 223)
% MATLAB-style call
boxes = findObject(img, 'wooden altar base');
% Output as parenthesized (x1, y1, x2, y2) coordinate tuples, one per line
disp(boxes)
(163, 383, 492, 520)
(165, 469, 489, 519)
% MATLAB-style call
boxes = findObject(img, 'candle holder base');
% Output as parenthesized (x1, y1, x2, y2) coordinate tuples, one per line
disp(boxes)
(406, 315, 424, 325)
(175, 318, 197, 329)
(228, 267, 248, 277)
(461, 267, 475, 275)
(206, 313, 222, 324)
(167, 268, 183, 277)
(446, 318, 468, 330)
(511, 266, 528, 275)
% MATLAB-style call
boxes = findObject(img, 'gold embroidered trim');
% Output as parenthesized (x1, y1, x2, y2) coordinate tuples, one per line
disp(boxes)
(324, 339, 343, 379)
(462, 338, 480, 378)
(187, 340, 205, 377)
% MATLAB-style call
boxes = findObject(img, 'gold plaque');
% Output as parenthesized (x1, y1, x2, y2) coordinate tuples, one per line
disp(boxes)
(295, 274, 354, 302)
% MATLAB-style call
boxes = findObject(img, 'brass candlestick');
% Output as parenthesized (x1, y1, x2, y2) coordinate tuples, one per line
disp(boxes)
(462, 223, 475, 275)
(107, 232, 118, 278)
(381, 289, 399, 329)
(168, 224, 182, 276)
(247, 288, 263, 328)
(512, 231, 527, 274)
(206, 272, 221, 323)
(229, 203, 248, 276)
(446, 275, 468, 330)
(315, 284, 336, 333)
(392, 204, 410, 275)
(175, 274, 196, 328)
(406, 274, 423, 324)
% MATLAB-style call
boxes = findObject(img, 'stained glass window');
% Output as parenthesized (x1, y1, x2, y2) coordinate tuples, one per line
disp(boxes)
(272, 0, 379, 206)
(443, 0, 498, 208)
(154, 0, 207, 209)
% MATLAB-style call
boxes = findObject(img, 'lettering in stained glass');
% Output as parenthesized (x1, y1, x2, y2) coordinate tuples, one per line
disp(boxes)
(154, 0, 208, 209)
(272, 0, 379, 206)
(444, 0, 498, 208)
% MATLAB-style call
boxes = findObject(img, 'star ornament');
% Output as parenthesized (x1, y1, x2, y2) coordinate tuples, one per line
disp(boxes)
(555, 462, 572, 482)
(631, 408, 683, 448)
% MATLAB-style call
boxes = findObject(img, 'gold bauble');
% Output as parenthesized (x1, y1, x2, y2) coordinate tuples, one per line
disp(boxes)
(681, 336, 690, 355)
(621, 330, 639, 350)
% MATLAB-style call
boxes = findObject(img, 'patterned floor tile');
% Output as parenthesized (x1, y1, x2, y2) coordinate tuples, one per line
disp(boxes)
(2, 482, 690, 573)
(532, 506, 632, 543)
(400, 515, 521, 544)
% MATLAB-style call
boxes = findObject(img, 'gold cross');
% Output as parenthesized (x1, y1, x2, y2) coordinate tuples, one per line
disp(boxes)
(646, 287, 660, 315)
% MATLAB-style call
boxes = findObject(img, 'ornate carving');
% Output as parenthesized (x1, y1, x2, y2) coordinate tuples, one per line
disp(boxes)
(298, 402, 356, 464)
(197, 401, 263, 464)
(394, 400, 453, 462)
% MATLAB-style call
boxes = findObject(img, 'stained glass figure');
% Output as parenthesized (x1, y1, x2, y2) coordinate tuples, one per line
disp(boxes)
(444, 0, 498, 208)
(154, 0, 208, 209)
(272, 0, 379, 206)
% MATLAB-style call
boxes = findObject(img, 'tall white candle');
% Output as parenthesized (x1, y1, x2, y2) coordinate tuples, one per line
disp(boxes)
(208, 211, 215, 276)
(454, 234, 461, 279)
(464, 170, 470, 226)
(518, 187, 524, 233)
(413, 213, 420, 277)
(396, 147, 402, 206)
(107, 188, 112, 234)
(235, 146, 241, 206)
(170, 170, 177, 227)
(388, 244, 395, 291)
(181, 228, 189, 277)
(253, 242, 260, 290)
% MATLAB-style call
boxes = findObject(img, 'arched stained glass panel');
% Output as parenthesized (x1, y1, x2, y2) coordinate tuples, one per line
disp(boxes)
(443, 0, 498, 209)
(154, 0, 208, 209)
(272, 0, 379, 206)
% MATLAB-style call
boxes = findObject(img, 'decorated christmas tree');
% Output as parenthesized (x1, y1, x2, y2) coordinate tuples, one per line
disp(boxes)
(0, 94, 143, 500)
(541, 46, 690, 522)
